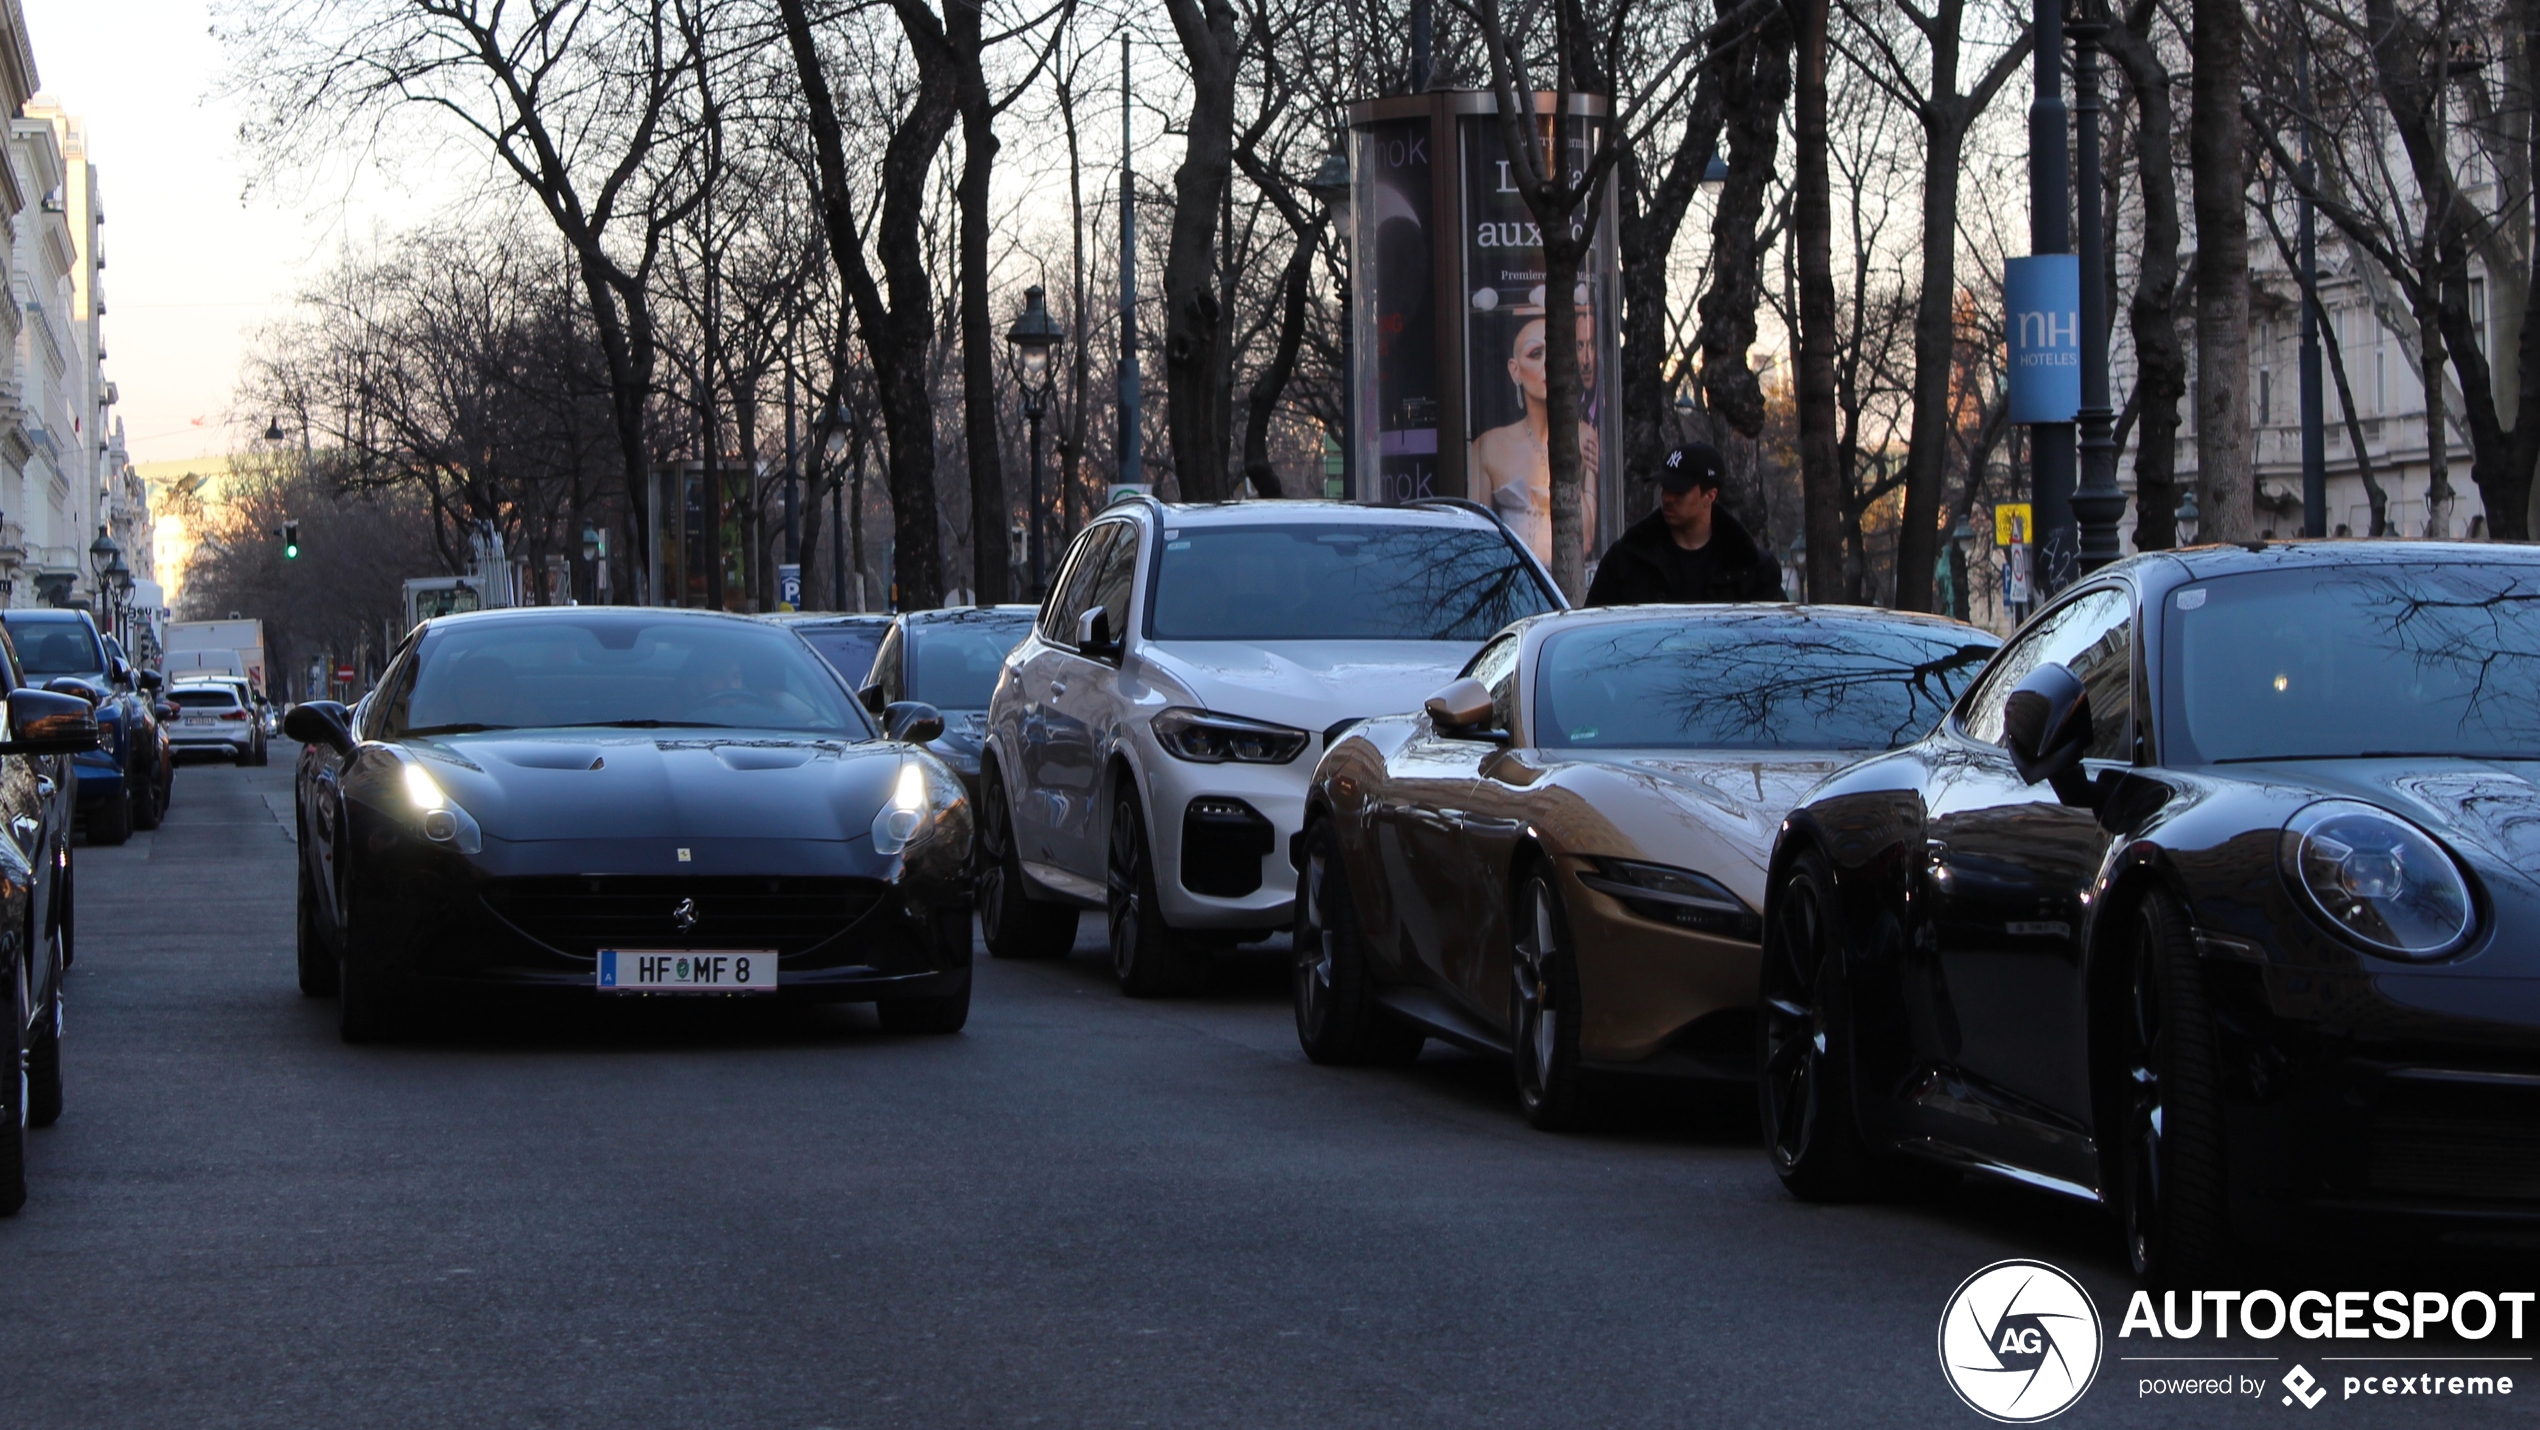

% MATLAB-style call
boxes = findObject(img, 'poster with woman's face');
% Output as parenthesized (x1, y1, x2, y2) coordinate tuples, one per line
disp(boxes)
(1459, 112, 1620, 568)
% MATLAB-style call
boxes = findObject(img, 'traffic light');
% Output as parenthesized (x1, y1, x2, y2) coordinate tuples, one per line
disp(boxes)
(283, 521, 300, 559)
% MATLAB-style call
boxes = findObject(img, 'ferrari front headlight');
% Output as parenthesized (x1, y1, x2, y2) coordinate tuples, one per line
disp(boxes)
(872, 758, 963, 857)
(2280, 800, 2475, 959)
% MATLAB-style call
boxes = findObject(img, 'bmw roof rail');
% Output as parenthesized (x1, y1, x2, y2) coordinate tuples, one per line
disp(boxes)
(1101, 488, 1167, 516)
(1403, 496, 1572, 611)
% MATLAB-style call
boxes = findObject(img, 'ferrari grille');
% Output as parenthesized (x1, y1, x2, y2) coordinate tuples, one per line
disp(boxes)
(479, 876, 890, 958)
(2369, 1083, 2540, 1204)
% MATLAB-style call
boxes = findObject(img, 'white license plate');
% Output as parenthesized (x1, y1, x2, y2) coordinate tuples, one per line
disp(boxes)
(596, 949, 776, 993)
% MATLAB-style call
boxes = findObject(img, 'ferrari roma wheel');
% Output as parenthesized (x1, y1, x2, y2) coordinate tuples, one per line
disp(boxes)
(877, 973, 973, 1035)
(1293, 822, 1423, 1066)
(25, 920, 61, 1128)
(1107, 789, 1202, 998)
(1758, 848, 1883, 1201)
(1511, 871, 1585, 1130)
(296, 858, 337, 998)
(1, 944, 28, 1215)
(978, 763, 1077, 960)
(2119, 891, 2233, 1284)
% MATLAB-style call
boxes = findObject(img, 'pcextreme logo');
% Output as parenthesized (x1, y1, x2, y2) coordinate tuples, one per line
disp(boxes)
(1938, 1259, 2104, 1422)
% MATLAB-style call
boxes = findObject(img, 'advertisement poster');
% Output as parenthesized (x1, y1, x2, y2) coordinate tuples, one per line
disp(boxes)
(1352, 116, 1440, 505)
(1459, 111, 1621, 567)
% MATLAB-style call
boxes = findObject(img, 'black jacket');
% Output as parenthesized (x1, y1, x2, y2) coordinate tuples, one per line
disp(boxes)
(1584, 505, 1786, 606)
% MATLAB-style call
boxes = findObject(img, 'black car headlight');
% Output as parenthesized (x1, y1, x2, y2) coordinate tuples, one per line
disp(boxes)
(1152, 707, 1309, 764)
(2279, 799, 2474, 959)
(871, 758, 966, 857)
(400, 760, 484, 854)
(1578, 858, 1762, 941)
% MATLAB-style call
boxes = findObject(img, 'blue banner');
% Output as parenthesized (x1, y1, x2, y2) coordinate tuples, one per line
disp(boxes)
(2006, 255, 2080, 425)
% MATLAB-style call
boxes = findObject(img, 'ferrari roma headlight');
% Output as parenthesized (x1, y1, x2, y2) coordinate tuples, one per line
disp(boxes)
(2279, 800, 2475, 959)
(1152, 707, 1309, 764)
(1579, 858, 1762, 941)
(871, 758, 963, 857)
(396, 758, 481, 852)
(404, 762, 446, 810)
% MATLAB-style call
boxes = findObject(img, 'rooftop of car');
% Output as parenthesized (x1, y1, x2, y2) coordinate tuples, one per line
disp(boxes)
(1109, 496, 1507, 532)
(0, 610, 89, 623)
(2134, 538, 2540, 583)
(422, 606, 778, 631)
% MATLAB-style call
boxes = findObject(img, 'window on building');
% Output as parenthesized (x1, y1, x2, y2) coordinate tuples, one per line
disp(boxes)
(2260, 367, 2272, 425)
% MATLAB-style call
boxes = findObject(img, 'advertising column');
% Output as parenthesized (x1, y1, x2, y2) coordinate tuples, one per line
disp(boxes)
(1352, 117, 1442, 504)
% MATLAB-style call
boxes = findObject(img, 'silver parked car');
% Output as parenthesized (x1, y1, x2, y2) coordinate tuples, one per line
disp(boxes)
(166, 681, 268, 765)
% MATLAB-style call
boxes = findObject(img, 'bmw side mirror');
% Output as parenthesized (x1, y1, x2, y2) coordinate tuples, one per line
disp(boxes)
(2001, 662, 2092, 789)
(859, 683, 887, 716)
(0, 688, 100, 756)
(283, 701, 357, 756)
(883, 700, 945, 744)
(1074, 608, 1120, 662)
(1424, 677, 1508, 743)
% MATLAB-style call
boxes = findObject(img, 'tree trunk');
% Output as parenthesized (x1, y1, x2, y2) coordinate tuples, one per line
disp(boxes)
(2105, 12, 2183, 551)
(1618, 37, 1729, 522)
(1787, 0, 1843, 601)
(1696, 15, 1793, 440)
(1242, 227, 1319, 497)
(1162, 0, 1240, 503)
(776, 0, 951, 609)
(2188, 0, 2252, 543)
(954, 11, 1010, 604)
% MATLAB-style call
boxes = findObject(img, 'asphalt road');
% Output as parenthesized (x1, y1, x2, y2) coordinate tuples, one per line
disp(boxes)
(0, 762, 2525, 1427)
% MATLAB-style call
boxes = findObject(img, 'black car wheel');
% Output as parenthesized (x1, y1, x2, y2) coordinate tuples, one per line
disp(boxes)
(1, 943, 27, 1215)
(1511, 871, 1585, 1130)
(87, 785, 132, 847)
(296, 856, 338, 998)
(877, 972, 972, 1035)
(1759, 848, 1885, 1201)
(25, 920, 61, 1128)
(2119, 891, 2233, 1284)
(249, 736, 269, 768)
(133, 760, 164, 831)
(1293, 821, 1423, 1066)
(978, 763, 1077, 960)
(1107, 788, 1202, 997)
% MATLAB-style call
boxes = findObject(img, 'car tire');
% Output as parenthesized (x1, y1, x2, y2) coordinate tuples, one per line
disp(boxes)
(1758, 847, 1887, 1201)
(2119, 891, 2234, 1285)
(25, 921, 61, 1129)
(336, 879, 405, 1044)
(1106, 787, 1203, 998)
(877, 970, 972, 1035)
(296, 858, 338, 998)
(87, 786, 132, 847)
(133, 763, 164, 831)
(250, 738, 269, 768)
(1292, 820, 1423, 1066)
(978, 763, 1077, 960)
(0, 946, 25, 1216)
(1511, 869, 1587, 1130)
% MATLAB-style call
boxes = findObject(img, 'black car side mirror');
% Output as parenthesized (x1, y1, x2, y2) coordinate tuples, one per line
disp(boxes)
(1075, 608, 1120, 662)
(1424, 677, 1509, 743)
(283, 701, 357, 756)
(108, 656, 132, 688)
(2001, 662, 2093, 789)
(883, 700, 945, 744)
(44, 676, 101, 707)
(136, 669, 163, 692)
(859, 684, 888, 716)
(0, 688, 100, 756)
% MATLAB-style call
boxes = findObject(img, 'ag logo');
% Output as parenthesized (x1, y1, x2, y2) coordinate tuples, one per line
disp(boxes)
(1938, 1259, 2103, 1422)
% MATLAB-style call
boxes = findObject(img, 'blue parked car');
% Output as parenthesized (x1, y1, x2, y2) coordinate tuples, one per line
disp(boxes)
(0, 610, 170, 843)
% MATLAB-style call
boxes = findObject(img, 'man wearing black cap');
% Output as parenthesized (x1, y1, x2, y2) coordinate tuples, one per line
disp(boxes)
(1584, 442, 1786, 605)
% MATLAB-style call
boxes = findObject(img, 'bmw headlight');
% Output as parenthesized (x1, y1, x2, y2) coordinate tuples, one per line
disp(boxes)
(1152, 707, 1309, 764)
(872, 758, 964, 857)
(400, 759, 482, 853)
(2279, 800, 2474, 959)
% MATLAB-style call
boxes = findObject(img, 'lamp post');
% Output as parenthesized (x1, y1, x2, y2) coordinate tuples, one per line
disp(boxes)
(1307, 149, 1354, 502)
(825, 401, 854, 611)
(1006, 285, 1066, 599)
(2067, 17, 2126, 573)
(86, 526, 120, 644)
(2175, 489, 2201, 545)
(106, 552, 131, 648)
(2028, 0, 2076, 592)
(1949, 520, 1979, 621)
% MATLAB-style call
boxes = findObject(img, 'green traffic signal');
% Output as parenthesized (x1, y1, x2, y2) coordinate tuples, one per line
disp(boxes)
(283, 521, 300, 559)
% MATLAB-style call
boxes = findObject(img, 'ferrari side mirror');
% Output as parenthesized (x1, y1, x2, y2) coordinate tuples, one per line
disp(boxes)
(283, 702, 357, 756)
(2001, 662, 2092, 788)
(883, 700, 945, 745)
(1424, 677, 1508, 742)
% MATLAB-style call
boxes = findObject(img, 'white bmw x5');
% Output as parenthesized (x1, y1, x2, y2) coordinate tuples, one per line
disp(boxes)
(978, 495, 1563, 994)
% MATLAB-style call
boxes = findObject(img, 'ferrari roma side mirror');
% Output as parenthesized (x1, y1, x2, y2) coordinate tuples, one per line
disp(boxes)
(859, 684, 887, 716)
(2000, 662, 2092, 787)
(1075, 608, 1120, 662)
(0, 688, 100, 756)
(283, 702, 357, 756)
(883, 700, 946, 745)
(1424, 678, 1507, 741)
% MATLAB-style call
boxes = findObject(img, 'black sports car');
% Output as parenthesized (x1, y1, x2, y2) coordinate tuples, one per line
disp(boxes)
(0, 678, 99, 1215)
(285, 608, 973, 1043)
(1762, 541, 2540, 1278)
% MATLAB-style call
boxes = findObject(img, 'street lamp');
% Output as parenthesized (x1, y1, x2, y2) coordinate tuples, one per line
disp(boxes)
(2067, 18, 2127, 574)
(2175, 489, 2201, 546)
(1307, 150, 1355, 502)
(263, 417, 286, 443)
(1005, 284, 1066, 599)
(1948, 520, 1979, 622)
(1701, 151, 1729, 192)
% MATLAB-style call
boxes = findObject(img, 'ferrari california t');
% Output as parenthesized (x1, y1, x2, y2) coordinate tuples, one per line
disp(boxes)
(1293, 605, 1998, 1127)
(285, 608, 973, 1043)
(1764, 541, 2540, 1278)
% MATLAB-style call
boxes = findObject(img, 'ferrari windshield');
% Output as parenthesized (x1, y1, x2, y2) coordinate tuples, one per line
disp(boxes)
(1149, 523, 1556, 641)
(383, 614, 870, 737)
(2167, 563, 2540, 763)
(1534, 614, 1997, 751)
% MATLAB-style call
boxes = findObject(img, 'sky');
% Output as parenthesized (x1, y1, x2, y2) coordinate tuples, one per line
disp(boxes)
(24, 0, 429, 465)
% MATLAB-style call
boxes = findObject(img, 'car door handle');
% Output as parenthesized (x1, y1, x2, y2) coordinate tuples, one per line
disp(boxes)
(1049, 680, 1067, 697)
